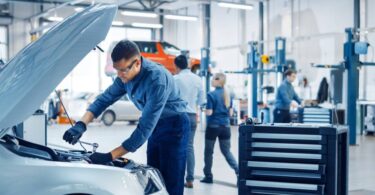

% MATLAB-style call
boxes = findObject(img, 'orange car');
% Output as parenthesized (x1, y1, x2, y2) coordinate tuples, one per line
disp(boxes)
(134, 41, 200, 74)
(105, 41, 200, 76)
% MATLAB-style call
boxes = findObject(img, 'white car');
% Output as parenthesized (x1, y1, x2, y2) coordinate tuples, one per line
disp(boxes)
(0, 4, 167, 195)
(99, 95, 142, 126)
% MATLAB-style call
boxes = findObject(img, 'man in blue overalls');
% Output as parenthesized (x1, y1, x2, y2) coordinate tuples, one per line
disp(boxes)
(62, 40, 190, 195)
(273, 69, 302, 123)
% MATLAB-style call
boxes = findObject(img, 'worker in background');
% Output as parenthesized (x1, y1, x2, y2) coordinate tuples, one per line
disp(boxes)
(174, 55, 205, 189)
(299, 77, 312, 100)
(201, 73, 239, 184)
(274, 69, 302, 123)
(62, 40, 190, 195)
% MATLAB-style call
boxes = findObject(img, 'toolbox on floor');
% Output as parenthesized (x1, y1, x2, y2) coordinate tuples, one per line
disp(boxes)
(238, 122, 348, 195)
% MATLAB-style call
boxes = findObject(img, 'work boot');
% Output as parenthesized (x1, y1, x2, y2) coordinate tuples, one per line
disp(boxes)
(184, 181, 193, 188)
(200, 176, 213, 184)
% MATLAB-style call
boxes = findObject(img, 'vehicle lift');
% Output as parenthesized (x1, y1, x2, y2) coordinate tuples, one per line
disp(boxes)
(312, 28, 375, 145)
(225, 37, 288, 120)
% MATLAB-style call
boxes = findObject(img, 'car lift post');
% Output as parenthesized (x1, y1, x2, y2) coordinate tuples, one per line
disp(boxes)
(226, 37, 286, 119)
(313, 28, 375, 145)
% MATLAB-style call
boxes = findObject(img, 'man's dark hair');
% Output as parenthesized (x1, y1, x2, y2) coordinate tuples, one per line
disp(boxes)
(174, 55, 188, 70)
(111, 40, 140, 62)
(284, 69, 297, 76)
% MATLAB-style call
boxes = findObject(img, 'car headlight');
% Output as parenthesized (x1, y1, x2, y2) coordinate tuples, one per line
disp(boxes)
(122, 159, 166, 194)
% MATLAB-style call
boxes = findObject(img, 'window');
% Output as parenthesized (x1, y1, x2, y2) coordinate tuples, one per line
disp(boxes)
(161, 42, 181, 56)
(136, 42, 157, 53)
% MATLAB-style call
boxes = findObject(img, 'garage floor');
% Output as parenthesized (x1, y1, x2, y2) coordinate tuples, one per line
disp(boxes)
(48, 122, 375, 195)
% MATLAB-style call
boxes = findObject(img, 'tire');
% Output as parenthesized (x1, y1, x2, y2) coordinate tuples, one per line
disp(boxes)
(102, 110, 116, 126)
(129, 120, 137, 125)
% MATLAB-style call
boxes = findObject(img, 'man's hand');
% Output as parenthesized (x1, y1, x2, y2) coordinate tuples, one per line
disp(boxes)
(89, 152, 113, 165)
(290, 101, 299, 109)
(62, 121, 86, 145)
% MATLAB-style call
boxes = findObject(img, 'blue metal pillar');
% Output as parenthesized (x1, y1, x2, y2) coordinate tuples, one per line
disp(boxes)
(202, 2, 211, 94)
(274, 37, 286, 88)
(344, 28, 360, 145)
(201, 48, 210, 93)
(275, 37, 286, 72)
(159, 9, 164, 41)
(259, 1, 264, 96)
(248, 42, 258, 118)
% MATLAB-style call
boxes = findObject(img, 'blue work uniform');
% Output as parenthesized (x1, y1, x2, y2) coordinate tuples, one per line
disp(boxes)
(203, 87, 239, 179)
(88, 57, 189, 195)
(274, 79, 302, 123)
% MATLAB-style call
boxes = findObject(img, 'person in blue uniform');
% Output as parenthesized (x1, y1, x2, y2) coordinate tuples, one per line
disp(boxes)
(200, 73, 239, 184)
(274, 69, 302, 123)
(62, 40, 190, 195)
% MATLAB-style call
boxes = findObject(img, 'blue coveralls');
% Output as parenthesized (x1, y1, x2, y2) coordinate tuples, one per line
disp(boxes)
(88, 57, 190, 195)
(274, 79, 301, 123)
(203, 87, 239, 178)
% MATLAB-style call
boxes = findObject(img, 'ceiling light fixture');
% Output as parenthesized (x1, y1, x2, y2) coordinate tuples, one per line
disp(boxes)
(164, 14, 198, 21)
(131, 23, 163, 29)
(217, 2, 254, 10)
(121, 10, 158, 18)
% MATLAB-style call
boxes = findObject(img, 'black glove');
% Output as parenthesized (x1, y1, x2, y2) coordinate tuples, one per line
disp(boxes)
(62, 121, 87, 145)
(89, 152, 113, 165)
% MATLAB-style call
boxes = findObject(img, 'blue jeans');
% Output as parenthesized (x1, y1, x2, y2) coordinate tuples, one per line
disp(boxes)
(203, 125, 239, 178)
(147, 113, 190, 195)
(186, 113, 197, 182)
(273, 108, 291, 123)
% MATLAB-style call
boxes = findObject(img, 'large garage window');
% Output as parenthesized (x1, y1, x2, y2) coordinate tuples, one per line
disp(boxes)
(54, 26, 151, 93)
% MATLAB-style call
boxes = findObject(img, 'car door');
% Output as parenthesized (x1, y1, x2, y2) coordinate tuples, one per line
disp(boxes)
(111, 95, 141, 121)
(136, 42, 167, 66)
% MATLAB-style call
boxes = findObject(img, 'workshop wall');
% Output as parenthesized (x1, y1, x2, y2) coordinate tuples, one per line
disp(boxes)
(362, 0, 375, 100)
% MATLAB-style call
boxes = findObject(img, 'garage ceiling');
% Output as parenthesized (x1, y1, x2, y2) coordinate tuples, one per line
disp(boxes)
(3, 0, 203, 11)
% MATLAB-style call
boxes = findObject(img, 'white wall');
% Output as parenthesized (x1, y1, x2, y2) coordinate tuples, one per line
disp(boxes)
(163, 0, 366, 101)
(363, 0, 375, 100)
(6, 0, 375, 100)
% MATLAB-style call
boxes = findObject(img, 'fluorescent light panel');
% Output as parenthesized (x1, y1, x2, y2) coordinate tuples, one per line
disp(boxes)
(218, 2, 254, 10)
(165, 14, 197, 21)
(131, 23, 163, 29)
(121, 10, 157, 18)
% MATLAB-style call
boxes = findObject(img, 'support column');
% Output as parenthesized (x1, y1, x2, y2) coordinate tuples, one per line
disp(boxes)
(159, 9, 164, 41)
(202, 3, 211, 93)
(200, 3, 211, 131)
(259, 1, 264, 100)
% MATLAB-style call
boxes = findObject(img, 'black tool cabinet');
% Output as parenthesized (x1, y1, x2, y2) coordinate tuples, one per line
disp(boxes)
(238, 123, 348, 195)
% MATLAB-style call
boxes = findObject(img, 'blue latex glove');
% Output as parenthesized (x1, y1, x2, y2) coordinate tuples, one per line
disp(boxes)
(89, 152, 113, 165)
(62, 121, 86, 145)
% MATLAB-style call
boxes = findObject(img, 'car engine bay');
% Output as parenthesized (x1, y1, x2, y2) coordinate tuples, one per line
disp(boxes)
(0, 134, 165, 194)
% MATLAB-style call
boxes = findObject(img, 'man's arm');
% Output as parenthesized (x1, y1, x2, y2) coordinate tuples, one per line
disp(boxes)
(197, 78, 206, 107)
(292, 89, 302, 104)
(111, 145, 129, 159)
(80, 111, 95, 125)
(205, 94, 213, 116)
(87, 77, 126, 118)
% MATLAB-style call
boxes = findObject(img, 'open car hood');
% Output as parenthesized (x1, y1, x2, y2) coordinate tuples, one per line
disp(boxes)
(0, 4, 117, 137)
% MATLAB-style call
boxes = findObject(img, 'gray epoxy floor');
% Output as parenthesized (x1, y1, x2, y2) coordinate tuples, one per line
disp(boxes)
(48, 122, 375, 195)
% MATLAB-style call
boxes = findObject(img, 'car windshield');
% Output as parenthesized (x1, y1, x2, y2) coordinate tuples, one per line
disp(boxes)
(161, 42, 181, 56)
